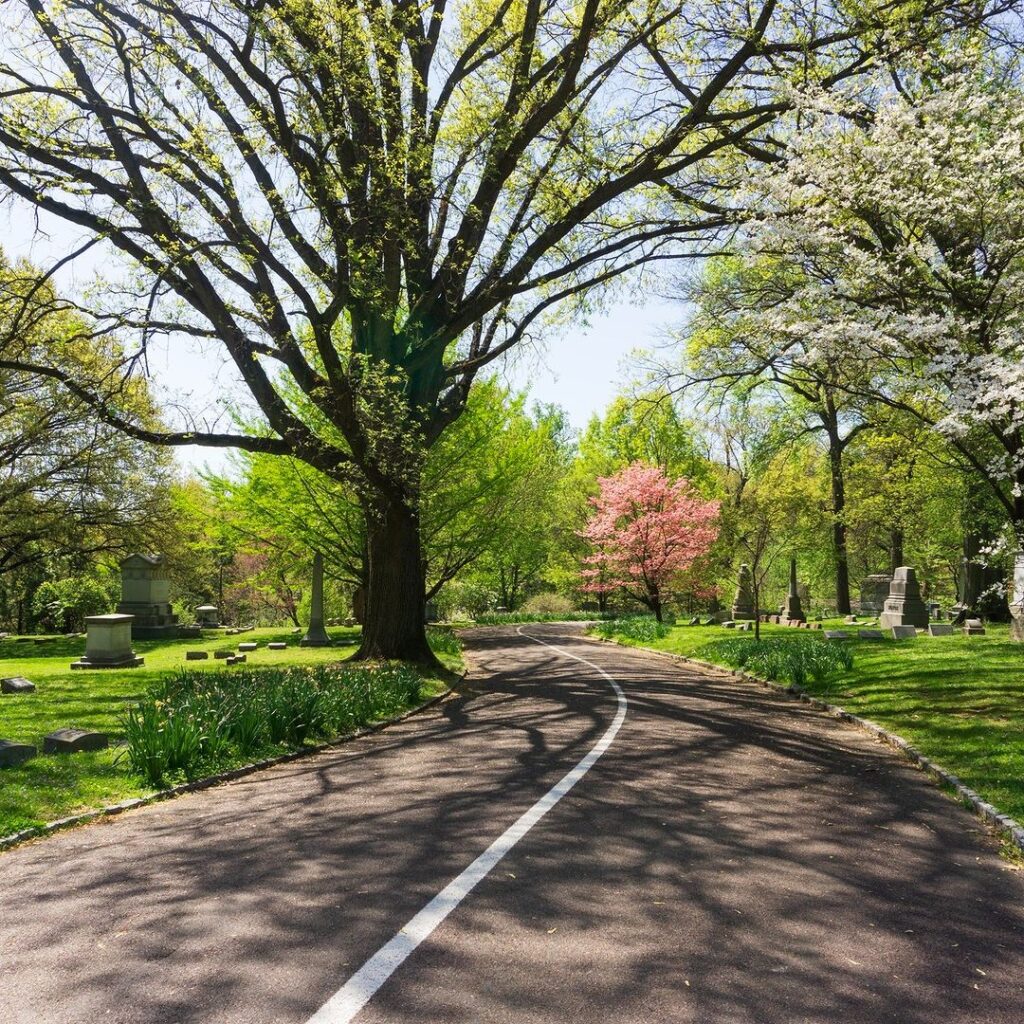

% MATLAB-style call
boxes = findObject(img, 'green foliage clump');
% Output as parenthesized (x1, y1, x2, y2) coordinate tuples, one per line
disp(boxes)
(522, 592, 576, 616)
(121, 663, 423, 786)
(593, 615, 670, 643)
(426, 626, 461, 656)
(709, 635, 853, 687)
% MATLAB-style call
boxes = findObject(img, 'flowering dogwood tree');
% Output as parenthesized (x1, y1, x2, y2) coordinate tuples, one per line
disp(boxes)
(581, 462, 719, 620)
(733, 77, 1024, 549)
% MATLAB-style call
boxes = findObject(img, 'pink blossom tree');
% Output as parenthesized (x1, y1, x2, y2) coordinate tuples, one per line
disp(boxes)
(581, 463, 720, 621)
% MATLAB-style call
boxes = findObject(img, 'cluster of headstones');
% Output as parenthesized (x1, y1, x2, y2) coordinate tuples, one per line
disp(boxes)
(183, 640, 289, 665)
(0, 675, 108, 768)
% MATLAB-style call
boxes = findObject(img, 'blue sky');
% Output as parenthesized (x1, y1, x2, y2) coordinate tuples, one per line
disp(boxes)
(2, 201, 684, 475)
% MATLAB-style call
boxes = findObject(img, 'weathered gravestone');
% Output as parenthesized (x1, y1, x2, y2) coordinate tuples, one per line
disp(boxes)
(928, 623, 954, 637)
(300, 552, 333, 647)
(1010, 551, 1024, 642)
(214, 648, 234, 659)
(964, 619, 986, 636)
(70, 614, 144, 670)
(701, 617, 715, 626)
(731, 563, 756, 621)
(185, 651, 209, 661)
(722, 621, 736, 629)
(43, 729, 109, 754)
(268, 642, 287, 650)
(688, 616, 700, 626)
(117, 554, 198, 639)
(0, 740, 36, 767)
(824, 630, 850, 640)
(858, 629, 885, 640)
(238, 642, 258, 652)
(858, 573, 893, 615)
(1, 677, 35, 694)
(736, 622, 752, 632)
(879, 567, 929, 630)
(195, 604, 221, 628)
(781, 558, 805, 624)
(890, 625, 918, 639)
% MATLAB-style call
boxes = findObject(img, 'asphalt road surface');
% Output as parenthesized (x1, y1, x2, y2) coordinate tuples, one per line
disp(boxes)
(2, 624, 1023, 1024)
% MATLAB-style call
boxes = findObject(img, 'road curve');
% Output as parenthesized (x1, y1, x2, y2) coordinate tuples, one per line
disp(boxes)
(1, 624, 1022, 1024)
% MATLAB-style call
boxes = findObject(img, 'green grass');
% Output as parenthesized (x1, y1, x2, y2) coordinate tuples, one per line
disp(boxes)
(595, 618, 1024, 826)
(0, 626, 458, 837)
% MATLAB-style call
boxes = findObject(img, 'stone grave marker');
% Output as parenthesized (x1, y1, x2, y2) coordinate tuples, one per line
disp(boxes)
(858, 573, 893, 615)
(731, 563, 756, 621)
(824, 630, 849, 640)
(0, 740, 36, 767)
(964, 619, 986, 636)
(116, 554, 198, 639)
(238, 642, 258, 651)
(928, 623, 954, 637)
(185, 651, 209, 661)
(688, 616, 700, 626)
(891, 625, 917, 639)
(781, 558, 805, 623)
(722, 621, 736, 629)
(71, 614, 144, 670)
(43, 729, 109, 754)
(268, 642, 287, 650)
(301, 552, 333, 647)
(736, 622, 752, 632)
(701, 617, 715, 626)
(844, 615, 859, 625)
(214, 649, 234, 659)
(858, 629, 885, 640)
(195, 604, 220, 628)
(879, 567, 929, 629)
(1, 677, 35, 694)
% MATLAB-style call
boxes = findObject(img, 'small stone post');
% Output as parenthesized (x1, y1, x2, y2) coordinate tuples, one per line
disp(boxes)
(300, 552, 333, 647)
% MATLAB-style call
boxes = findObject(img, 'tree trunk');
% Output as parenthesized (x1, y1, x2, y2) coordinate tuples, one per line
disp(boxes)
(826, 424, 852, 615)
(649, 586, 663, 622)
(355, 498, 436, 665)
(889, 529, 905, 572)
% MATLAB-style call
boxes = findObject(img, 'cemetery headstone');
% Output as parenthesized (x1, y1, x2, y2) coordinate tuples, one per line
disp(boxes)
(824, 630, 849, 640)
(730, 563, 756, 621)
(116, 554, 198, 639)
(238, 642, 258, 652)
(43, 729, 109, 754)
(964, 619, 986, 636)
(879, 567, 929, 629)
(736, 622, 752, 632)
(0, 740, 36, 768)
(858, 629, 884, 640)
(844, 615, 859, 625)
(268, 642, 287, 650)
(185, 651, 209, 661)
(688, 616, 700, 626)
(722, 620, 736, 629)
(781, 558, 805, 623)
(214, 649, 234, 659)
(300, 552, 333, 647)
(858, 573, 893, 615)
(1010, 550, 1024, 642)
(928, 623, 954, 637)
(890, 625, 917, 639)
(195, 604, 221, 628)
(701, 617, 715, 626)
(70, 614, 144, 670)
(1, 677, 35, 694)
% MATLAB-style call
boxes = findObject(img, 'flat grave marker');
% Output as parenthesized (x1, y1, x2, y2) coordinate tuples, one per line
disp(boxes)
(43, 729, 109, 755)
(268, 642, 287, 650)
(891, 625, 918, 639)
(238, 642, 258, 652)
(928, 623, 954, 637)
(0, 740, 37, 767)
(824, 630, 850, 640)
(858, 629, 885, 640)
(1, 677, 35, 694)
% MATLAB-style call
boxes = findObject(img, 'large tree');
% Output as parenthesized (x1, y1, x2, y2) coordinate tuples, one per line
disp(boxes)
(0, 0, 994, 660)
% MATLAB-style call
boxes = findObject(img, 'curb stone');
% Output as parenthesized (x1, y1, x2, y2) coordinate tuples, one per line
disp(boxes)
(0, 681, 459, 854)
(584, 634, 1024, 857)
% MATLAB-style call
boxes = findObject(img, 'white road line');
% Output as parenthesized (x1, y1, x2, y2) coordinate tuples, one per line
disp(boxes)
(306, 628, 628, 1024)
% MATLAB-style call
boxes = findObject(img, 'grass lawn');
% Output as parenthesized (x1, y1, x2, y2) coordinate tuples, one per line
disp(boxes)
(0, 627, 455, 838)
(602, 619, 1024, 827)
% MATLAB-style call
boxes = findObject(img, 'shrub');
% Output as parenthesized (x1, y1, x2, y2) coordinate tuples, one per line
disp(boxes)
(522, 592, 575, 616)
(426, 626, 461, 656)
(707, 635, 854, 687)
(475, 610, 613, 625)
(120, 663, 425, 786)
(592, 615, 670, 644)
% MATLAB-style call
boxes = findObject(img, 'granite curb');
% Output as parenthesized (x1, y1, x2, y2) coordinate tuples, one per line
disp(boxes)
(585, 634, 1024, 857)
(0, 681, 459, 855)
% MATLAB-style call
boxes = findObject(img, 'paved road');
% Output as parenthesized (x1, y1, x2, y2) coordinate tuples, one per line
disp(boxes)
(1, 625, 1023, 1024)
